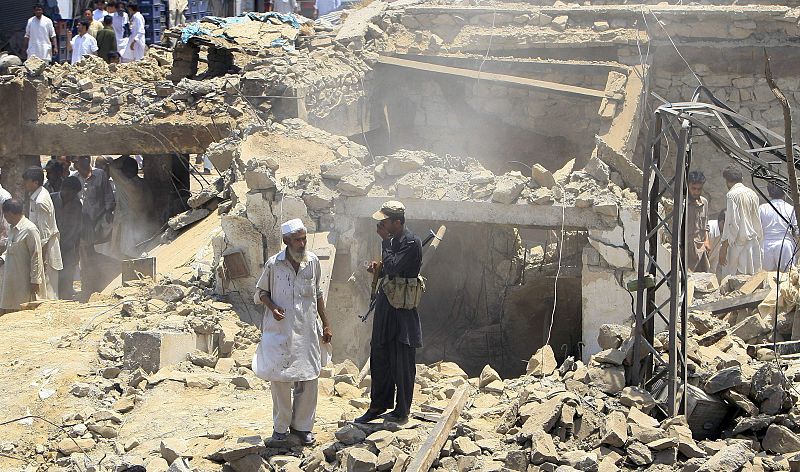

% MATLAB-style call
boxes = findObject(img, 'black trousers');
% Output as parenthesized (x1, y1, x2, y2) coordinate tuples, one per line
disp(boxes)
(369, 341, 416, 417)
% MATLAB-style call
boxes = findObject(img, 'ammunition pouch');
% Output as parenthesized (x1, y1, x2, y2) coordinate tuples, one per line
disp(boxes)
(382, 275, 426, 310)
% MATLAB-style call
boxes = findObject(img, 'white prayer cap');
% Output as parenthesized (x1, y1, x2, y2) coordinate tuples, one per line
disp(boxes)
(281, 218, 306, 236)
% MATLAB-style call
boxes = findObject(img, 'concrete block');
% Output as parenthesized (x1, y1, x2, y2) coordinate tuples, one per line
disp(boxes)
(123, 331, 198, 373)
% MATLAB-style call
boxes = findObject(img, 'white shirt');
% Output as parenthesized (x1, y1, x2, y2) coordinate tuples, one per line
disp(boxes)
(70, 33, 98, 64)
(252, 249, 324, 382)
(723, 183, 764, 246)
(314, 0, 340, 16)
(111, 11, 129, 44)
(93, 8, 106, 21)
(25, 16, 56, 61)
(759, 199, 796, 242)
(273, 0, 298, 13)
(29, 187, 63, 271)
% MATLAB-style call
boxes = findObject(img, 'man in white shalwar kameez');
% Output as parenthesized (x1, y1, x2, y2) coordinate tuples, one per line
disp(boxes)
(253, 219, 333, 445)
(719, 165, 763, 277)
(759, 183, 796, 272)
(25, 4, 57, 62)
(24, 167, 62, 300)
(0, 199, 43, 314)
(122, 3, 146, 62)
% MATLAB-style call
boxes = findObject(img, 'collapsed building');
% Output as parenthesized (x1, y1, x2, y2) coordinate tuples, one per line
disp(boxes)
(2, 0, 800, 471)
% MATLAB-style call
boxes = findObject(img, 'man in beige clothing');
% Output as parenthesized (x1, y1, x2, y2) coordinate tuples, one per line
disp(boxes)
(719, 165, 763, 277)
(24, 166, 62, 299)
(0, 199, 43, 314)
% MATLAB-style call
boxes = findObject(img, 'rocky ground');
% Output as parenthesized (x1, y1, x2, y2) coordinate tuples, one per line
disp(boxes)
(1, 269, 800, 472)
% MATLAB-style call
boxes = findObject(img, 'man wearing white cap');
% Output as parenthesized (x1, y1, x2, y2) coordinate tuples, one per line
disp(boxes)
(252, 218, 332, 445)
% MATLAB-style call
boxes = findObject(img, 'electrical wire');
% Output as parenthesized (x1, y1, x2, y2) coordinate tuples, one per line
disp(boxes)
(647, 9, 702, 86)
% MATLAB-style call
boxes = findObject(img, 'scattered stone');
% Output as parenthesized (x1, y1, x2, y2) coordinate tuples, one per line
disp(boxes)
(479, 364, 501, 388)
(696, 443, 754, 471)
(762, 423, 800, 454)
(619, 386, 656, 413)
(188, 350, 218, 368)
(587, 364, 625, 394)
(346, 448, 378, 472)
(453, 436, 481, 456)
(57, 438, 96, 455)
(704, 366, 743, 394)
(531, 164, 557, 188)
(600, 410, 628, 447)
(526, 345, 557, 376)
(627, 441, 654, 466)
(597, 324, 631, 350)
(335, 424, 367, 446)
(160, 438, 189, 464)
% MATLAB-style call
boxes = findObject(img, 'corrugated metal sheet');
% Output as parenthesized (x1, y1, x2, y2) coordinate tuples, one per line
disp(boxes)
(0, 0, 36, 35)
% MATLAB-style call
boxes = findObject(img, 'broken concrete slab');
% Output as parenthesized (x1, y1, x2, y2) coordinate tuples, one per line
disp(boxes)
(122, 331, 197, 373)
(526, 345, 557, 376)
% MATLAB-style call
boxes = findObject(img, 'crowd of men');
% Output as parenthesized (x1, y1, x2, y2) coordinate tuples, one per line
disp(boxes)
(0, 156, 123, 314)
(24, 1, 147, 66)
(687, 164, 798, 278)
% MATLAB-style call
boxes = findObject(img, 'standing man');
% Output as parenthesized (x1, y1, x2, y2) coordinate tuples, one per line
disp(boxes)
(73, 157, 115, 299)
(106, 1, 129, 51)
(52, 177, 82, 300)
(719, 165, 763, 277)
(356, 201, 423, 424)
(759, 183, 796, 271)
(44, 159, 65, 193)
(687, 171, 711, 272)
(23, 167, 62, 300)
(272, 0, 299, 14)
(25, 4, 57, 62)
(69, 20, 99, 64)
(122, 3, 146, 62)
(314, 0, 340, 17)
(96, 16, 118, 63)
(253, 219, 332, 445)
(0, 199, 43, 315)
(93, 0, 107, 21)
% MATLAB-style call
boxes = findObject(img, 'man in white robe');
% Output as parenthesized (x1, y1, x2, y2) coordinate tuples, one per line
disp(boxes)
(23, 166, 62, 300)
(253, 219, 333, 445)
(759, 183, 796, 272)
(0, 199, 43, 314)
(719, 165, 763, 277)
(25, 4, 57, 62)
(106, 1, 129, 50)
(122, 4, 147, 62)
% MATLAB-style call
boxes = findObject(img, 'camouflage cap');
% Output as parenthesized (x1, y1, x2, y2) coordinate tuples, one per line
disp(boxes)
(371, 200, 405, 221)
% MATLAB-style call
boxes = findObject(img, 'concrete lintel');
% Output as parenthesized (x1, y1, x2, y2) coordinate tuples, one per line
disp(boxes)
(377, 56, 608, 99)
(338, 196, 618, 230)
(19, 121, 230, 155)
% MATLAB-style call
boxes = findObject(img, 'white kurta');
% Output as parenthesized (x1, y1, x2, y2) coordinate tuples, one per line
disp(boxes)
(70, 33, 98, 64)
(26, 16, 56, 62)
(29, 187, 63, 299)
(93, 8, 106, 21)
(315, 0, 340, 15)
(273, 0, 298, 14)
(722, 183, 764, 277)
(0, 217, 44, 311)
(759, 199, 796, 271)
(112, 11, 129, 49)
(252, 249, 324, 382)
(121, 12, 146, 62)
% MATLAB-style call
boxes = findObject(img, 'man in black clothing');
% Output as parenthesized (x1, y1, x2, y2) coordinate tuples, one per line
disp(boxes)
(355, 201, 423, 424)
(52, 176, 82, 299)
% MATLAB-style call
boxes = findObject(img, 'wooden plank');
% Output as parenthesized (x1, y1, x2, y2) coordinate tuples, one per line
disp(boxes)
(739, 271, 768, 295)
(356, 358, 371, 387)
(747, 339, 800, 358)
(377, 56, 608, 99)
(404, 386, 470, 472)
(690, 288, 771, 315)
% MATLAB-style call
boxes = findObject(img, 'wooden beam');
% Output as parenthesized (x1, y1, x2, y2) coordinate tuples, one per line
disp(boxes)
(747, 339, 800, 358)
(739, 271, 768, 295)
(690, 288, 771, 315)
(377, 56, 609, 99)
(404, 386, 470, 472)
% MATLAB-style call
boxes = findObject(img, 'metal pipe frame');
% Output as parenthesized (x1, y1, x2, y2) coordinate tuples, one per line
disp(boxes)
(631, 91, 799, 417)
